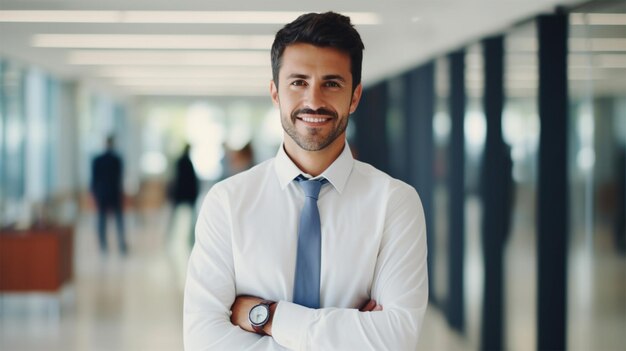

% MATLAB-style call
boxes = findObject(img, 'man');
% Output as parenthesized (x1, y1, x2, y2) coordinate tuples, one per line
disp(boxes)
(171, 144, 199, 208)
(184, 12, 428, 350)
(91, 135, 127, 254)
(169, 143, 200, 248)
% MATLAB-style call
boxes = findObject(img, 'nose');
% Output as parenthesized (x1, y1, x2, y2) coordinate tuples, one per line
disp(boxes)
(304, 85, 325, 110)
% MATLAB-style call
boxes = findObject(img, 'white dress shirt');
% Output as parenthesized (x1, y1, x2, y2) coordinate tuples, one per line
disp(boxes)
(184, 142, 428, 350)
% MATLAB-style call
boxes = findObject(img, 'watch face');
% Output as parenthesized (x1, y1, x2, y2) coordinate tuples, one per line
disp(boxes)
(249, 305, 269, 325)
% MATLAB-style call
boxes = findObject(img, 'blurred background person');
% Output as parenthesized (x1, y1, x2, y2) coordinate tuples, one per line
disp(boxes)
(168, 143, 200, 289)
(218, 141, 256, 181)
(225, 142, 256, 176)
(171, 144, 199, 212)
(91, 135, 127, 255)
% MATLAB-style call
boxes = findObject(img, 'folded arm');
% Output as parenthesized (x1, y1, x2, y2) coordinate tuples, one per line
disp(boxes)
(185, 183, 428, 351)
(230, 296, 382, 336)
(183, 188, 287, 351)
(231, 185, 428, 350)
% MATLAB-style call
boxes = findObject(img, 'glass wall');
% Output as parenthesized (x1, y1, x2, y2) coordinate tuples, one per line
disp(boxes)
(503, 21, 540, 350)
(0, 55, 130, 228)
(464, 42, 485, 350)
(567, 2, 626, 350)
(386, 75, 408, 182)
(1, 59, 27, 227)
(433, 56, 451, 307)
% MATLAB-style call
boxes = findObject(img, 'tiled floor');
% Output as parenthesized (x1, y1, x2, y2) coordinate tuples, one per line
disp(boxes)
(1, 203, 624, 351)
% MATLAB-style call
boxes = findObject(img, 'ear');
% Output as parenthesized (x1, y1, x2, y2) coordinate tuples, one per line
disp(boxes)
(270, 80, 279, 107)
(349, 83, 363, 114)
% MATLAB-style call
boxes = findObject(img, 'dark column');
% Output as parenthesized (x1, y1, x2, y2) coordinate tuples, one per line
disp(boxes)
(537, 11, 569, 351)
(480, 35, 513, 351)
(446, 49, 466, 332)
(405, 62, 437, 305)
(354, 82, 389, 173)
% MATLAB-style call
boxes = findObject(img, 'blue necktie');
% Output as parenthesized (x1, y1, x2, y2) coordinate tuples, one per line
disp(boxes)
(293, 176, 327, 308)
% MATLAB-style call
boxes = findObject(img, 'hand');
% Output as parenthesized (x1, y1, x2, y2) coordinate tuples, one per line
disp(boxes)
(231, 295, 275, 336)
(231, 295, 261, 333)
(359, 299, 383, 312)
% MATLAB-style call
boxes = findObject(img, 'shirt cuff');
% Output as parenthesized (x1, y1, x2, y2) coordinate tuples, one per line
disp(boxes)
(272, 301, 314, 350)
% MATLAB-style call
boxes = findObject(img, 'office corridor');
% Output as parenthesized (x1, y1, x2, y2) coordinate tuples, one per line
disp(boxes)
(2, 2, 625, 350)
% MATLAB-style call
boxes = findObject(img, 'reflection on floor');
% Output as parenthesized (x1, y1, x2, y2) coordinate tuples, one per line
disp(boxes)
(1, 203, 624, 351)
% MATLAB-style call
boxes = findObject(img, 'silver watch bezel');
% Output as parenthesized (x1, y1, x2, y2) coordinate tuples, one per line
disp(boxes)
(248, 303, 270, 327)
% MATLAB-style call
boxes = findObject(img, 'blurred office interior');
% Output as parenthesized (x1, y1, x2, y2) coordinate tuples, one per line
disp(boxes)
(0, 0, 624, 350)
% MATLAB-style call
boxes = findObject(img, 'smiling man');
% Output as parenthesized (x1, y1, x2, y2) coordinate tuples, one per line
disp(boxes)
(184, 12, 428, 350)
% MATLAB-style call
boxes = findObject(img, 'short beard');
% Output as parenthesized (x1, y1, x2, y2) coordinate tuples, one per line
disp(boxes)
(281, 107, 348, 152)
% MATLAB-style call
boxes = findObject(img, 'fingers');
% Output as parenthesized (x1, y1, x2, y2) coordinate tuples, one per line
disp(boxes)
(359, 299, 383, 312)
(359, 299, 377, 312)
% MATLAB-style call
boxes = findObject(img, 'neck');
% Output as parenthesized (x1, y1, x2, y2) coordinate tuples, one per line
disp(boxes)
(283, 137, 345, 177)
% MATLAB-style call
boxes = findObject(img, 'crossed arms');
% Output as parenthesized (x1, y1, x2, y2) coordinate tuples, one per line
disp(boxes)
(183, 183, 428, 350)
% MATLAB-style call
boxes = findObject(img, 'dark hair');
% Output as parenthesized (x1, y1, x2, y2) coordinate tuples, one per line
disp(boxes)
(271, 12, 364, 92)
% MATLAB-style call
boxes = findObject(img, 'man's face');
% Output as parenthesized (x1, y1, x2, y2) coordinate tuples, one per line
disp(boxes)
(270, 43, 362, 152)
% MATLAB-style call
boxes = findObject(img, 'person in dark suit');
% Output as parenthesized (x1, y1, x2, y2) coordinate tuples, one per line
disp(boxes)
(171, 144, 199, 207)
(91, 136, 127, 254)
(169, 143, 200, 248)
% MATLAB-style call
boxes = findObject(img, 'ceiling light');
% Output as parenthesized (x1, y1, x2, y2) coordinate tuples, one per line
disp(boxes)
(32, 34, 275, 50)
(95, 66, 271, 79)
(570, 13, 626, 26)
(570, 38, 626, 52)
(569, 53, 626, 68)
(67, 50, 268, 66)
(112, 77, 269, 88)
(0, 10, 380, 25)
(126, 85, 268, 97)
(0, 10, 120, 23)
(508, 38, 626, 52)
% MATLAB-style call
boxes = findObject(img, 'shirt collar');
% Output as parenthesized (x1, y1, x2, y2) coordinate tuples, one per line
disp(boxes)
(274, 141, 354, 194)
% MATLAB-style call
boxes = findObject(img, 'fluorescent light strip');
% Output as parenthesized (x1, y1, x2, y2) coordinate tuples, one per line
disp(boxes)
(569, 53, 626, 68)
(33, 34, 275, 49)
(0, 10, 380, 25)
(126, 86, 268, 97)
(95, 66, 271, 79)
(507, 38, 626, 52)
(113, 77, 269, 87)
(68, 50, 268, 66)
(570, 13, 626, 26)
(570, 38, 626, 52)
(596, 53, 626, 68)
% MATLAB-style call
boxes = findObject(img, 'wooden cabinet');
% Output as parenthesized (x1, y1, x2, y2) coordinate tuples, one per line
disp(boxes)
(0, 227, 73, 292)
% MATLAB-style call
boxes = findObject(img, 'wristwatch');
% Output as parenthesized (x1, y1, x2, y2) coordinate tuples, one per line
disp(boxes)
(248, 300, 275, 335)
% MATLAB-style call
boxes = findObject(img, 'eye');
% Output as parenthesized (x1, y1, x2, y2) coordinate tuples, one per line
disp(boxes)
(324, 81, 342, 88)
(290, 80, 308, 87)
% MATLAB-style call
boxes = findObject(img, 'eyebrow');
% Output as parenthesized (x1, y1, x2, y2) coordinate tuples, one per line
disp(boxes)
(286, 73, 347, 82)
(323, 75, 347, 82)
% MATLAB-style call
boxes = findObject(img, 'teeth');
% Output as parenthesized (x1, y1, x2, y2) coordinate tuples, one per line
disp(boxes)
(301, 117, 327, 123)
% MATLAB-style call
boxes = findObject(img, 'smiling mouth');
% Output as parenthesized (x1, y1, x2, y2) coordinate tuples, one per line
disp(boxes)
(293, 108, 337, 124)
(299, 116, 331, 123)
